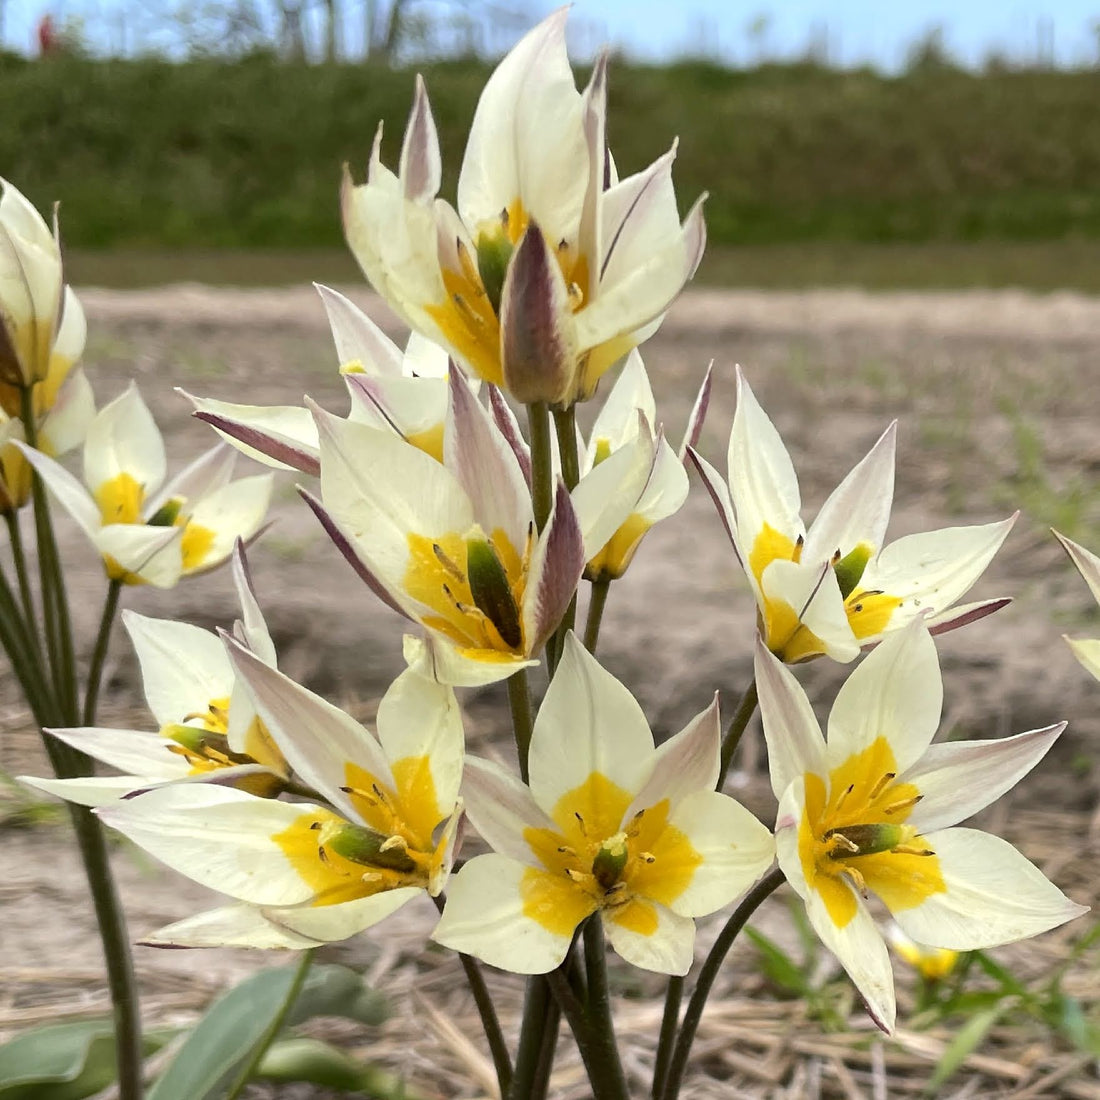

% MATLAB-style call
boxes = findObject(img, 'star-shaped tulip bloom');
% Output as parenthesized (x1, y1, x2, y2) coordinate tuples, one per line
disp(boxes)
(756, 620, 1085, 1032)
(691, 368, 1013, 663)
(185, 284, 456, 475)
(1053, 531, 1100, 682)
(18, 383, 272, 586)
(22, 543, 288, 806)
(342, 10, 704, 407)
(97, 639, 465, 949)
(433, 634, 775, 974)
(307, 367, 649, 686)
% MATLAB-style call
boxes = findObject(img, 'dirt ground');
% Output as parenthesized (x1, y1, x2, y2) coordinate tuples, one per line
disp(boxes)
(2, 284, 1100, 1098)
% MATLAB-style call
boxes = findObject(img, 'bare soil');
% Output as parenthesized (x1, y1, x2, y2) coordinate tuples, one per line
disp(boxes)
(2, 285, 1100, 1098)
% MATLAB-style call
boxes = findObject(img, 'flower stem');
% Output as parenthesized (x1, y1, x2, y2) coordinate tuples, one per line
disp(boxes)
(432, 895, 512, 1095)
(551, 406, 580, 491)
(527, 401, 553, 532)
(510, 976, 553, 1100)
(650, 976, 682, 1100)
(583, 578, 611, 654)
(659, 867, 785, 1100)
(84, 578, 122, 725)
(716, 678, 758, 789)
(528, 996, 561, 1100)
(506, 666, 534, 785)
(224, 949, 315, 1100)
(581, 917, 631, 1100)
(5, 510, 42, 661)
(0, 558, 52, 723)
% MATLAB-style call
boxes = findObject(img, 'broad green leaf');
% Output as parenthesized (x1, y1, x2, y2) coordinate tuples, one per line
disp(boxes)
(148, 962, 387, 1100)
(745, 926, 808, 996)
(0, 1020, 169, 1100)
(925, 1005, 1005, 1094)
(258, 1038, 429, 1098)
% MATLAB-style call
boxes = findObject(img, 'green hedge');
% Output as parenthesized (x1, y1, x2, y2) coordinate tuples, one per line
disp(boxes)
(2, 52, 1099, 248)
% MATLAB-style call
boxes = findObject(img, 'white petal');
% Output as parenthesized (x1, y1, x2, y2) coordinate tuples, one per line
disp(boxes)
(827, 618, 942, 774)
(183, 473, 274, 574)
(1055, 530, 1100, 607)
(13, 441, 99, 536)
(904, 724, 1065, 833)
(45, 723, 192, 779)
(231, 541, 276, 665)
(20, 774, 155, 807)
(52, 286, 86, 362)
(687, 448, 739, 560)
(761, 558, 858, 662)
(803, 422, 896, 566)
(626, 694, 720, 815)
(634, 435, 689, 528)
(148, 442, 234, 517)
(263, 889, 423, 942)
(586, 350, 655, 459)
(603, 900, 696, 976)
(224, 634, 391, 823)
(124, 610, 233, 729)
(663, 789, 775, 918)
(97, 784, 320, 905)
(1066, 637, 1100, 681)
(40, 365, 95, 457)
(895, 828, 1087, 950)
(755, 637, 826, 802)
(402, 629, 537, 688)
(528, 633, 654, 816)
(83, 383, 166, 497)
(399, 75, 442, 204)
(316, 283, 404, 375)
(461, 755, 555, 864)
(143, 904, 321, 949)
(376, 665, 464, 818)
(94, 525, 182, 588)
(402, 331, 451, 378)
(432, 853, 573, 973)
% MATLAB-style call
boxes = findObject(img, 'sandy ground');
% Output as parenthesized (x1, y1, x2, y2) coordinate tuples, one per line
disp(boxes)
(2, 285, 1100, 1097)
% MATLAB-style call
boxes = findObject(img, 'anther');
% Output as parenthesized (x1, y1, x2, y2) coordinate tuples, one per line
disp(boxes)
(574, 811, 587, 835)
(883, 794, 923, 815)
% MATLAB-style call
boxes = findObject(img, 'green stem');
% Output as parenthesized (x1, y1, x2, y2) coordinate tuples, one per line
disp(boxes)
(83, 579, 122, 725)
(583, 578, 611, 654)
(507, 667, 535, 785)
(224, 949, 315, 1100)
(546, 967, 615, 1095)
(660, 868, 785, 1100)
(527, 401, 553, 532)
(510, 976, 553, 1100)
(0, 558, 52, 724)
(551, 406, 580, 491)
(5, 510, 42, 661)
(650, 976, 682, 1100)
(432, 895, 512, 1095)
(528, 996, 560, 1100)
(716, 679, 759, 790)
(580, 919, 630, 1100)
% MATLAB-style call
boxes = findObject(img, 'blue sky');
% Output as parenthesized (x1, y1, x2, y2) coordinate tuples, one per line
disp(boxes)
(2, 0, 1098, 67)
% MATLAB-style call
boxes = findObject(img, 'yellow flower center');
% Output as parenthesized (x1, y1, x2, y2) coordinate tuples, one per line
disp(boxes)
(521, 772, 702, 939)
(272, 756, 446, 907)
(405, 525, 531, 658)
(799, 737, 945, 929)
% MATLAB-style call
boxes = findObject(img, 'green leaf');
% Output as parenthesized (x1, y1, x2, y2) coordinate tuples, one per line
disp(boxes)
(0, 1020, 170, 1100)
(745, 926, 809, 996)
(925, 1005, 1004, 1094)
(148, 962, 388, 1100)
(257, 1038, 429, 1098)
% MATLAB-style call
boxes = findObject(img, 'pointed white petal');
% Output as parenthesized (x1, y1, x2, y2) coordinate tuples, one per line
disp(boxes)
(402, 629, 537, 688)
(431, 853, 574, 974)
(1054, 530, 1100, 607)
(316, 283, 404, 375)
(46, 723, 192, 778)
(41, 365, 95, 457)
(521, 481, 585, 654)
(148, 442, 234, 518)
(905, 724, 1065, 833)
(224, 633, 391, 822)
(94, 524, 182, 588)
(895, 828, 1087, 950)
(461, 755, 555, 865)
(587, 351, 655, 457)
(12, 441, 99, 535)
(1066, 637, 1100, 681)
(755, 637, 827, 802)
(124, 610, 233, 728)
(761, 558, 858, 662)
(686, 447, 739, 560)
(402, 331, 451, 378)
(803, 422, 896, 566)
(20, 774, 155, 807)
(679, 362, 713, 458)
(663, 789, 775, 918)
(528, 633, 654, 816)
(231, 541, 276, 665)
(97, 784, 320, 906)
(186, 391, 320, 474)
(604, 900, 696, 976)
(182, 472, 273, 574)
(143, 904, 321, 949)
(827, 619, 942, 774)
(263, 889, 423, 943)
(399, 75, 442, 203)
(83, 383, 166, 497)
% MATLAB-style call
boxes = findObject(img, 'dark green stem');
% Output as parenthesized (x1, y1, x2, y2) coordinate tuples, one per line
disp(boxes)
(716, 679, 759, 790)
(551, 406, 580, 491)
(0, 558, 52, 723)
(583, 578, 611, 654)
(660, 868, 785, 1100)
(650, 976, 683, 1100)
(5, 510, 42, 661)
(506, 667, 535, 784)
(581, 917, 630, 1100)
(224, 949, 315, 1100)
(528, 996, 561, 1100)
(432, 895, 512, 1095)
(83, 579, 122, 725)
(510, 976, 553, 1100)
(527, 402, 553, 532)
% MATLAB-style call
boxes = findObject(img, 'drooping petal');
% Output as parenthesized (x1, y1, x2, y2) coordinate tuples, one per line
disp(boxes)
(803, 422, 896, 567)
(21, 774, 163, 807)
(528, 633, 654, 816)
(263, 889, 424, 943)
(45, 723, 192, 780)
(142, 904, 322, 950)
(461, 755, 557, 865)
(904, 724, 1065, 833)
(431, 853, 577, 974)
(755, 637, 827, 802)
(97, 784, 321, 906)
(660, 788, 775, 918)
(892, 828, 1087, 951)
(123, 610, 234, 728)
(83, 383, 166, 498)
(826, 619, 942, 775)
(603, 899, 696, 976)
(521, 481, 585, 655)
(223, 633, 392, 824)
